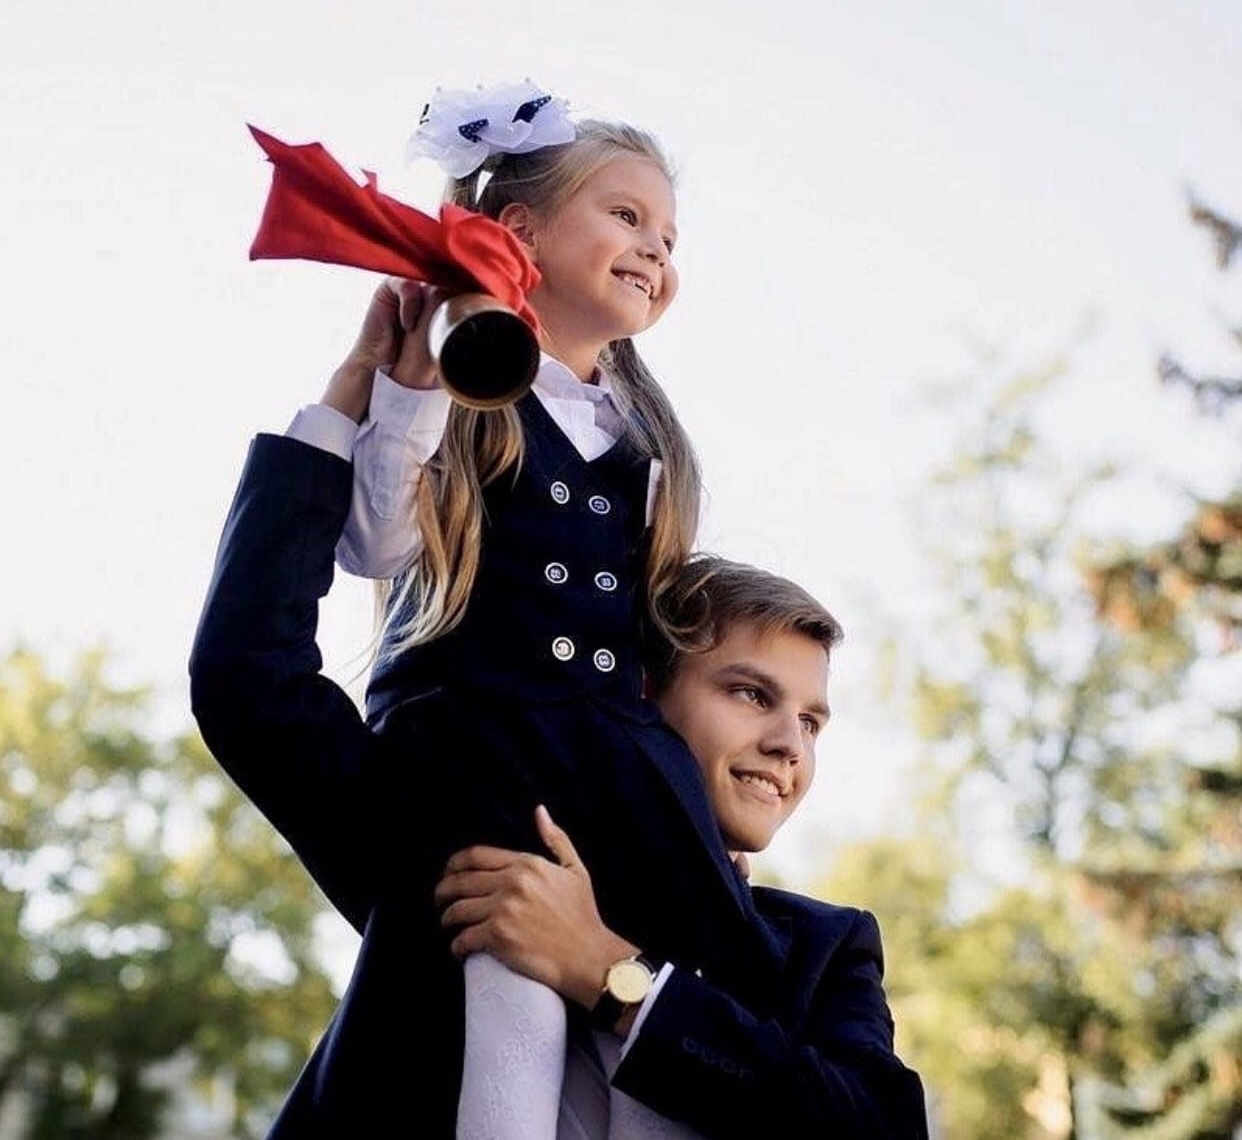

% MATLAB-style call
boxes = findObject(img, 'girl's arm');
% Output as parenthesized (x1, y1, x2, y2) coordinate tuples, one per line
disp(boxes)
(295, 279, 454, 580)
(331, 370, 451, 579)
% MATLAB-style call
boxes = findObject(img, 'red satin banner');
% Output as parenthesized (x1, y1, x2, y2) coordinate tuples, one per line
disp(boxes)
(246, 125, 542, 333)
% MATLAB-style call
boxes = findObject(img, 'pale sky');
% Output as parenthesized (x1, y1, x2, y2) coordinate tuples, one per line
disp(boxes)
(3, 0, 1240, 891)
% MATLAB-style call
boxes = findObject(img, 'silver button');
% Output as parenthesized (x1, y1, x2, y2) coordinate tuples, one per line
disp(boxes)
(550, 481, 570, 505)
(545, 562, 568, 584)
(593, 648, 616, 673)
(594, 571, 618, 592)
(552, 636, 576, 661)
(588, 494, 611, 515)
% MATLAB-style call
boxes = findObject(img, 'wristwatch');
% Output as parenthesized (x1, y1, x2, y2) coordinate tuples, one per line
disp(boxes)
(590, 953, 662, 1032)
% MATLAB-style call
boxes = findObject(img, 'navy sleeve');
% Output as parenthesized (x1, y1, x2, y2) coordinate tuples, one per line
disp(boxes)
(614, 906, 930, 1139)
(189, 433, 399, 931)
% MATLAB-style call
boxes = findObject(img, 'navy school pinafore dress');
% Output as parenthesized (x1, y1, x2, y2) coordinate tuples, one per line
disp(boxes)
(365, 393, 780, 993)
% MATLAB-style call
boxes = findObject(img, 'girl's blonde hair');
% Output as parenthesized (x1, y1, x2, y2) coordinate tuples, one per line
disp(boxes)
(378, 120, 701, 656)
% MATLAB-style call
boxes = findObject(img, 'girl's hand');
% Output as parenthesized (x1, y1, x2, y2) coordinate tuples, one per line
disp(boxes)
(388, 280, 445, 391)
(320, 278, 445, 422)
(434, 806, 638, 1010)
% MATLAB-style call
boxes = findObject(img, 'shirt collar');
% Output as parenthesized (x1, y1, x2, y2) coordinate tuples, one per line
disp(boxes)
(535, 353, 617, 404)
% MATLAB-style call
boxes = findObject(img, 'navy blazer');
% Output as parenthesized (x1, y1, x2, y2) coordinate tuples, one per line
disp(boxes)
(189, 433, 929, 1138)
(614, 888, 929, 1137)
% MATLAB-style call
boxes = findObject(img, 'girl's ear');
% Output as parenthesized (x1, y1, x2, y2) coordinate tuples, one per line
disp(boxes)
(498, 202, 539, 256)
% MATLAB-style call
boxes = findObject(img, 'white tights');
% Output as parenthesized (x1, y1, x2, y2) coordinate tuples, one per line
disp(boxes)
(457, 953, 567, 1140)
(455, 953, 702, 1139)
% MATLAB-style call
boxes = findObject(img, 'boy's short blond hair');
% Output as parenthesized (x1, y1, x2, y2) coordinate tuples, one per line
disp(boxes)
(645, 555, 844, 695)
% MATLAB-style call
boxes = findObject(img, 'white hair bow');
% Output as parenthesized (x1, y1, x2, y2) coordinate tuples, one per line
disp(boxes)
(406, 80, 575, 179)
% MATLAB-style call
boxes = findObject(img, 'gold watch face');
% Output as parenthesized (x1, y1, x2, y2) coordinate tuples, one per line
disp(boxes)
(607, 958, 654, 1004)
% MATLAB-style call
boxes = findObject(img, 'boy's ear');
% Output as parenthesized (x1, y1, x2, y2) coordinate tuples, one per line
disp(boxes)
(497, 202, 539, 256)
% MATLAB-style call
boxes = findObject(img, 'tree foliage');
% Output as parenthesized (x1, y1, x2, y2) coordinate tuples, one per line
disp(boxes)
(831, 315, 1240, 1137)
(1067, 187, 1242, 1140)
(0, 648, 339, 1139)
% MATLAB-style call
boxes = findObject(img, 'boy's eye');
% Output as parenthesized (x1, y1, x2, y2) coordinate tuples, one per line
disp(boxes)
(733, 685, 765, 706)
(800, 715, 822, 737)
(662, 238, 675, 254)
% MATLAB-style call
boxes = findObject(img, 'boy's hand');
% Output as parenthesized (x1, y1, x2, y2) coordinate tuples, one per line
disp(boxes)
(434, 806, 637, 1010)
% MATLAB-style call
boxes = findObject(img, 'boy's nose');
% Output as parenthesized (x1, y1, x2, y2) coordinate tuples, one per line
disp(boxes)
(762, 714, 804, 761)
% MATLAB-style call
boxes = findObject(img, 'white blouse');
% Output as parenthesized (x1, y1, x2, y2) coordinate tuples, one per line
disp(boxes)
(287, 355, 663, 580)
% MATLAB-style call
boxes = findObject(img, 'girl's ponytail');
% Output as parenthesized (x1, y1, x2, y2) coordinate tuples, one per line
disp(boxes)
(378, 402, 523, 658)
(603, 337, 701, 646)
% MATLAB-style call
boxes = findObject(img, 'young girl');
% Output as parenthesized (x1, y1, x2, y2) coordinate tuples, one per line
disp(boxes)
(272, 82, 777, 1137)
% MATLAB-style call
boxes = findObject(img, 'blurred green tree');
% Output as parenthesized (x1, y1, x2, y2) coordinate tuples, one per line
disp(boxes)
(0, 647, 339, 1139)
(830, 337, 1241, 1139)
(1070, 189, 1242, 1139)
(1100, 192, 1242, 646)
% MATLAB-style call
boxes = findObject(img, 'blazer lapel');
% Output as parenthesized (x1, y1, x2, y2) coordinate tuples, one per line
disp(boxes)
(615, 713, 754, 920)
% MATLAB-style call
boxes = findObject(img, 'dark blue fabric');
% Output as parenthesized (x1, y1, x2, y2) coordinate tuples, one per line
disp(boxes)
(361, 395, 773, 974)
(366, 392, 650, 714)
(616, 890, 930, 1139)
(189, 432, 928, 1137)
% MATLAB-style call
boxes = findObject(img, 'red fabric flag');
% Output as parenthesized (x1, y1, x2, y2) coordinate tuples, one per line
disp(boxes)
(246, 125, 542, 332)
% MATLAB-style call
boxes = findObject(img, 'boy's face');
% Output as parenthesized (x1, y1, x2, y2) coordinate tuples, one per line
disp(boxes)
(655, 621, 830, 854)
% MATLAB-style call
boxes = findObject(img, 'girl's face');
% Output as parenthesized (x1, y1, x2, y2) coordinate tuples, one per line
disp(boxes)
(521, 155, 679, 369)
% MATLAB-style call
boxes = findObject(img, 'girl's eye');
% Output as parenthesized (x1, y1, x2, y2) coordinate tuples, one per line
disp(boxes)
(614, 207, 638, 225)
(662, 238, 675, 254)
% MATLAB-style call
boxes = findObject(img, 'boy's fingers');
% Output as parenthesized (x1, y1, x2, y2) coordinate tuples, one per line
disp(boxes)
(441, 845, 515, 875)
(535, 805, 580, 869)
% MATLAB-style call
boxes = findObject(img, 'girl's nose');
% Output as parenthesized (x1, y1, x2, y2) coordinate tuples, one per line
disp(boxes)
(638, 230, 666, 265)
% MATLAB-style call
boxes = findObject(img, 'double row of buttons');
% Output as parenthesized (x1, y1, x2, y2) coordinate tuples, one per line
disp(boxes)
(544, 563, 618, 592)
(551, 638, 615, 672)
(548, 478, 619, 671)
(550, 481, 611, 515)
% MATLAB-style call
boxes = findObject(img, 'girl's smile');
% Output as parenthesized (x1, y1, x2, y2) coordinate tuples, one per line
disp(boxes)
(510, 155, 679, 379)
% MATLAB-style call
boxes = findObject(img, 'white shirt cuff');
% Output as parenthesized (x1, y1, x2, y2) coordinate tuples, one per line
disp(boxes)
(618, 961, 676, 1059)
(287, 403, 360, 462)
(370, 368, 453, 463)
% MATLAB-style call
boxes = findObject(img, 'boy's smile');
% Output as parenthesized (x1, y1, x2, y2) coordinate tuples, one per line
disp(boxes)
(656, 622, 830, 854)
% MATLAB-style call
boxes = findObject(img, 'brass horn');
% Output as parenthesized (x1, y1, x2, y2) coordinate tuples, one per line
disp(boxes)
(427, 294, 540, 410)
